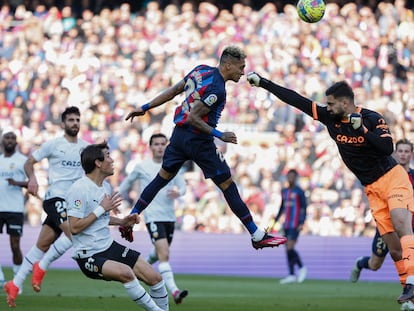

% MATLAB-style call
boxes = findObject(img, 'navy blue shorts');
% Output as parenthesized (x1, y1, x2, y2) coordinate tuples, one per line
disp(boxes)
(146, 221, 175, 244)
(163, 126, 230, 179)
(75, 241, 140, 280)
(283, 228, 300, 241)
(0, 212, 24, 236)
(371, 228, 388, 257)
(42, 197, 66, 235)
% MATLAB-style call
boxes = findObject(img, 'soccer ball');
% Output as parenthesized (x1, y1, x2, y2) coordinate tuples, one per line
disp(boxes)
(296, 0, 326, 23)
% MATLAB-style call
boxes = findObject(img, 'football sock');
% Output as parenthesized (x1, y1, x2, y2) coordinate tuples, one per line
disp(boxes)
(401, 235, 414, 284)
(394, 259, 407, 286)
(12, 264, 21, 277)
(222, 182, 258, 234)
(287, 250, 295, 275)
(251, 229, 265, 242)
(0, 264, 5, 281)
(39, 234, 72, 270)
(14, 246, 44, 289)
(357, 256, 370, 270)
(130, 174, 169, 214)
(124, 279, 161, 311)
(149, 280, 169, 311)
(146, 248, 158, 265)
(292, 249, 303, 268)
(158, 262, 179, 294)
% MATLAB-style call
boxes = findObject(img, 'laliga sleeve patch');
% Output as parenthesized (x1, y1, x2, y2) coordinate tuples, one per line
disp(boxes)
(204, 94, 218, 107)
(73, 199, 82, 209)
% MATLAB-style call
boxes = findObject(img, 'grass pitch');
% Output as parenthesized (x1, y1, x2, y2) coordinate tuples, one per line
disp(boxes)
(0, 268, 401, 310)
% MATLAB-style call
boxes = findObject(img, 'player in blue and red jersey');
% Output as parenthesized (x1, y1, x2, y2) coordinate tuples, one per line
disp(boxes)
(247, 72, 414, 305)
(275, 169, 308, 284)
(120, 46, 287, 250)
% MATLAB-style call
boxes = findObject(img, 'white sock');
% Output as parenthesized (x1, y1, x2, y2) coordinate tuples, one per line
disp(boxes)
(251, 229, 265, 242)
(407, 276, 414, 285)
(13, 264, 21, 277)
(39, 235, 72, 271)
(124, 279, 162, 311)
(149, 280, 169, 311)
(0, 264, 5, 281)
(146, 248, 158, 265)
(14, 246, 44, 289)
(158, 262, 178, 294)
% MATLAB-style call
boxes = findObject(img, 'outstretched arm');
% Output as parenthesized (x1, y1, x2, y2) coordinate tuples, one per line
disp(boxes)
(247, 72, 315, 117)
(125, 80, 186, 122)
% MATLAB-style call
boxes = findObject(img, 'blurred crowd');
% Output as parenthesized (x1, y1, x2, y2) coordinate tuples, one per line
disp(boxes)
(0, 0, 413, 237)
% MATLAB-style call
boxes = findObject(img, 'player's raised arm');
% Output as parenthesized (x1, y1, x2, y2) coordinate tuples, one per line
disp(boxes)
(125, 79, 186, 122)
(247, 72, 314, 117)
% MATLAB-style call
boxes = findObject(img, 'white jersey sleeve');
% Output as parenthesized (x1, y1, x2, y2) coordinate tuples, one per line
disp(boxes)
(0, 152, 28, 213)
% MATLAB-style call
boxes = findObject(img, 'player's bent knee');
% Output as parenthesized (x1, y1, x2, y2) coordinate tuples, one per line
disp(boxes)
(212, 172, 232, 188)
(117, 267, 136, 283)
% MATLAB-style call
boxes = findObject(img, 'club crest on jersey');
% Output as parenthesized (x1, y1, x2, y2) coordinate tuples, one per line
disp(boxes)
(204, 94, 217, 107)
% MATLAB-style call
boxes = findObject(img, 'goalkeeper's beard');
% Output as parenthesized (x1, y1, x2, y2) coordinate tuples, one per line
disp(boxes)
(329, 111, 344, 122)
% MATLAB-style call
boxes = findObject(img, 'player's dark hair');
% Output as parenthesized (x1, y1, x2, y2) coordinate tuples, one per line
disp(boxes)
(61, 106, 80, 122)
(396, 138, 414, 152)
(287, 169, 298, 176)
(80, 141, 108, 174)
(149, 133, 167, 146)
(220, 46, 246, 64)
(325, 81, 354, 102)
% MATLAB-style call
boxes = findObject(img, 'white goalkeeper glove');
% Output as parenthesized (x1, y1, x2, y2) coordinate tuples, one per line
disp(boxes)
(247, 72, 261, 87)
(349, 113, 363, 131)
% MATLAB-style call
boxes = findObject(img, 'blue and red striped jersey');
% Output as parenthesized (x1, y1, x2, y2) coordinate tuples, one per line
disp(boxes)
(277, 186, 307, 230)
(174, 65, 226, 134)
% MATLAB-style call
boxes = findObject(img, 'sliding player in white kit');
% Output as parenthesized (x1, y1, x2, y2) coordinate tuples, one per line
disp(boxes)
(5, 106, 89, 307)
(68, 142, 168, 311)
(119, 133, 188, 304)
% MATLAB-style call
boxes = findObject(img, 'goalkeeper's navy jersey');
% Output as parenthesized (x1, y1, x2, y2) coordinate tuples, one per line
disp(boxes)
(261, 79, 397, 186)
(174, 64, 226, 135)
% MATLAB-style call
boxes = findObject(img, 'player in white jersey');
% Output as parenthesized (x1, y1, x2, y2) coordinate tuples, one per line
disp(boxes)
(119, 133, 188, 304)
(68, 142, 168, 311)
(0, 129, 28, 288)
(5, 106, 89, 307)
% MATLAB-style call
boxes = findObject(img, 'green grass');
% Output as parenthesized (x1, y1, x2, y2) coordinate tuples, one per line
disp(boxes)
(0, 268, 401, 310)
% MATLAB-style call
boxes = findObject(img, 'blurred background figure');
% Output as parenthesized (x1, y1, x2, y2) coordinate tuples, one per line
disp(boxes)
(275, 169, 308, 284)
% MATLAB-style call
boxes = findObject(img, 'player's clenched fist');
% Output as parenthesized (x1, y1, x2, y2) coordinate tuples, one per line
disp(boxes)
(349, 113, 363, 131)
(247, 72, 261, 87)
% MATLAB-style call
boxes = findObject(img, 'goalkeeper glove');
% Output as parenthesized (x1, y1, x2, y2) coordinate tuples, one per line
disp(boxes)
(349, 113, 363, 132)
(247, 72, 261, 87)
